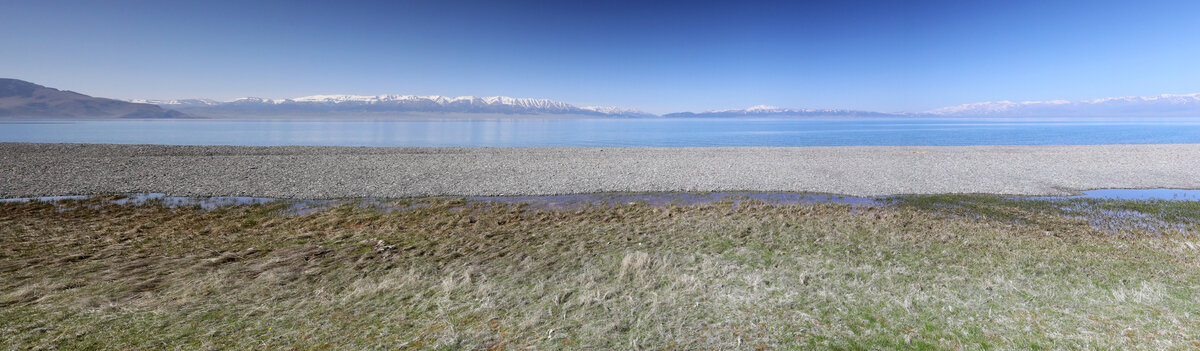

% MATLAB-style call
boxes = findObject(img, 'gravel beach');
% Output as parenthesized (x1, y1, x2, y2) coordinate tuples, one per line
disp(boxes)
(2, 142, 1199, 198)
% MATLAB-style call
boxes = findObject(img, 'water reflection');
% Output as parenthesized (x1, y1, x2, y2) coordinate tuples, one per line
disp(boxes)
(1058, 188, 1200, 201)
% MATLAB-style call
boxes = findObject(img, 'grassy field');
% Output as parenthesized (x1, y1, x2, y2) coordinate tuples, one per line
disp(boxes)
(2, 195, 1199, 349)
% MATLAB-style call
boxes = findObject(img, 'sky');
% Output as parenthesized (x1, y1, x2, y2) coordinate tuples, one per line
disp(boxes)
(3, 0, 1200, 114)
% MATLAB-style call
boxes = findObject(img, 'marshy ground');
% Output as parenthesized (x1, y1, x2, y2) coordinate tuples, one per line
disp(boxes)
(1, 195, 1198, 349)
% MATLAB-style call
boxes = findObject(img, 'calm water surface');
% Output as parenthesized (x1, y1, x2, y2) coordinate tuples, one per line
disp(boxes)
(3, 117, 1200, 147)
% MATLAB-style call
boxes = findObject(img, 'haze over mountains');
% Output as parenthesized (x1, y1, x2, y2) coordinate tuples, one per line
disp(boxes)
(925, 93, 1200, 117)
(4, 78, 1200, 118)
(663, 105, 904, 118)
(131, 94, 656, 117)
(144, 91, 1200, 118)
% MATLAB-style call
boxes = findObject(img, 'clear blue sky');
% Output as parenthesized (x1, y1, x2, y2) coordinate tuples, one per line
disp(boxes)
(3, 0, 1200, 114)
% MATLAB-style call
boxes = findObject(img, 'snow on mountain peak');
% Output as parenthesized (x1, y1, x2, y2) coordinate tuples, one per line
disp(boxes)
(278, 94, 579, 110)
(745, 105, 784, 112)
(229, 97, 281, 104)
(127, 98, 222, 106)
(666, 105, 900, 118)
(137, 93, 649, 116)
(131, 90, 1200, 118)
(580, 106, 651, 116)
(927, 92, 1200, 116)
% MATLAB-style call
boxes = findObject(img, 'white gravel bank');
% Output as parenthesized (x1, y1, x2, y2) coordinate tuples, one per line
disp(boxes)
(2, 143, 1199, 198)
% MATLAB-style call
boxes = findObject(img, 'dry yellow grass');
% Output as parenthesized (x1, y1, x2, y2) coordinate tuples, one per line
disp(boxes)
(1, 196, 1198, 349)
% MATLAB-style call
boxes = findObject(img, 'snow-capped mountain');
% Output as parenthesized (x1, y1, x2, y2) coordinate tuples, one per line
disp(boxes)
(927, 93, 1200, 117)
(663, 105, 904, 118)
(134, 94, 652, 117)
(128, 98, 222, 106)
(128, 90, 1200, 118)
(579, 106, 651, 116)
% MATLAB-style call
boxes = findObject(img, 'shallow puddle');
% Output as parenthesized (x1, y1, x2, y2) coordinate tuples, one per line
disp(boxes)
(464, 192, 883, 208)
(1061, 188, 1200, 201)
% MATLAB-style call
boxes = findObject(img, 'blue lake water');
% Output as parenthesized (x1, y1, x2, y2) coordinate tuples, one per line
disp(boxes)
(2, 117, 1200, 147)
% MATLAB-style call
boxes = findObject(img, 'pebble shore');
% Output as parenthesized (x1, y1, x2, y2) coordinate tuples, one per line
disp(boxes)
(3, 143, 1199, 198)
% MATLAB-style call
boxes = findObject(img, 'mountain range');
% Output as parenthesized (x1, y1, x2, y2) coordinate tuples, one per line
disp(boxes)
(925, 93, 1200, 117)
(662, 105, 904, 118)
(131, 94, 656, 117)
(4, 78, 1200, 118)
(142, 91, 1200, 118)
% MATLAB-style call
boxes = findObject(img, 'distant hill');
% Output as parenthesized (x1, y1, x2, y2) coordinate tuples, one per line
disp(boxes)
(667, 92, 1200, 118)
(135, 94, 655, 118)
(0, 79, 187, 118)
(663, 105, 906, 118)
(925, 93, 1200, 117)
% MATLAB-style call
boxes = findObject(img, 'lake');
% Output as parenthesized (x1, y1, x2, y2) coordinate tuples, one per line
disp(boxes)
(2, 117, 1200, 147)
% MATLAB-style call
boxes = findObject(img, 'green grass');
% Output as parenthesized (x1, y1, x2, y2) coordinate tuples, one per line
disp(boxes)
(893, 194, 1200, 236)
(2, 196, 1199, 349)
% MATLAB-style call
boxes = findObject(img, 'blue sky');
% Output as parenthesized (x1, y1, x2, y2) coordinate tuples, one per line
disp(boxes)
(3, 0, 1200, 114)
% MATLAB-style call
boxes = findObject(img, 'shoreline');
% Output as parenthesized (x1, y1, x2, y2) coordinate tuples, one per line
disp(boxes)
(3, 142, 1200, 199)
